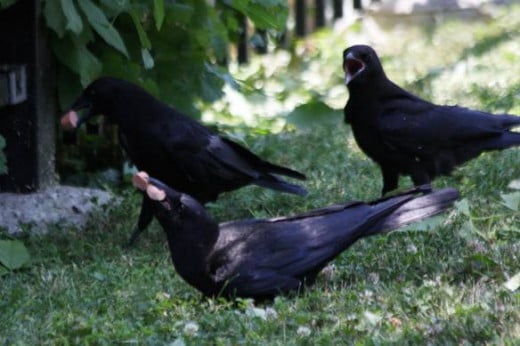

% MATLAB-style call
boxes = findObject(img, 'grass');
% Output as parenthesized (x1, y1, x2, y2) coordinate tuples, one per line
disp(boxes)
(2, 4, 520, 345)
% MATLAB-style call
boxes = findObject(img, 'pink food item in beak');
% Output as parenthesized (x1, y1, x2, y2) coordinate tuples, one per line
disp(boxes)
(60, 110, 79, 130)
(146, 184, 167, 201)
(132, 171, 150, 191)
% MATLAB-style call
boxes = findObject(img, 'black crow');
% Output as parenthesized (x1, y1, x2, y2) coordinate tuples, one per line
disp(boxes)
(343, 45, 520, 195)
(133, 171, 459, 300)
(61, 77, 307, 245)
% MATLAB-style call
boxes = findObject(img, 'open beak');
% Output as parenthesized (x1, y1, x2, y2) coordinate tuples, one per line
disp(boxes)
(343, 52, 365, 85)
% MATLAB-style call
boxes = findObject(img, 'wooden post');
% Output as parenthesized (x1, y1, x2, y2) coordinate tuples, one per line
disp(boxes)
(254, 29, 268, 54)
(237, 14, 249, 64)
(333, 0, 343, 19)
(0, 0, 56, 192)
(315, 0, 326, 28)
(295, 0, 307, 37)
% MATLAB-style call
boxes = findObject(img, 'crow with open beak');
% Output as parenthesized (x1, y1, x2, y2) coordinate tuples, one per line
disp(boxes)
(343, 44, 520, 196)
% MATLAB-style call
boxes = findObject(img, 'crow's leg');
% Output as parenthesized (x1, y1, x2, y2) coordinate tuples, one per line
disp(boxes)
(125, 195, 154, 248)
(410, 170, 432, 194)
(381, 166, 399, 196)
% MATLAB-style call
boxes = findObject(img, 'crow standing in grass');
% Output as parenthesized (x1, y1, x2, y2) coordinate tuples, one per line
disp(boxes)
(343, 45, 520, 196)
(133, 171, 459, 299)
(61, 77, 307, 245)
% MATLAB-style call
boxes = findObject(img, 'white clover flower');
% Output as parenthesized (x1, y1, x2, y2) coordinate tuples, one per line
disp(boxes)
(265, 307, 278, 320)
(367, 272, 380, 284)
(406, 244, 418, 254)
(362, 289, 373, 299)
(183, 321, 199, 336)
(296, 325, 311, 337)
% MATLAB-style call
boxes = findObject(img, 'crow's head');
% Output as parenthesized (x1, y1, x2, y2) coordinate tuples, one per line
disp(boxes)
(60, 77, 136, 130)
(342, 45, 385, 86)
(132, 172, 216, 235)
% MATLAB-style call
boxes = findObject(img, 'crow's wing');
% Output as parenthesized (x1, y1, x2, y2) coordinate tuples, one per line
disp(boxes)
(213, 199, 407, 297)
(378, 95, 520, 156)
(149, 118, 261, 182)
(159, 122, 304, 186)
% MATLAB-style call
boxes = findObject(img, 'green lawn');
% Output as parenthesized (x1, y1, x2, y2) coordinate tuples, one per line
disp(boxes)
(2, 4, 520, 345)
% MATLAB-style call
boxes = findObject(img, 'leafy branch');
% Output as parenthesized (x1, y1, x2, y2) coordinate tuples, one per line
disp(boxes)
(42, 0, 288, 116)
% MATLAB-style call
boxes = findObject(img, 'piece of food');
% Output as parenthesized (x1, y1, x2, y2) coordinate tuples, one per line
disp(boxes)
(146, 184, 166, 201)
(132, 171, 150, 191)
(60, 110, 79, 130)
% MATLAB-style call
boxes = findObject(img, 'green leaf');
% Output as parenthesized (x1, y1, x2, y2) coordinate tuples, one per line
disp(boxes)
(0, 240, 30, 270)
(454, 198, 471, 216)
(228, 0, 288, 31)
(141, 48, 154, 70)
(0, 265, 7, 277)
(60, 0, 83, 34)
(500, 192, 520, 211)
(99, 0, 129, 13)
(504, 271, 520, 292)
(129, 9, 151, 49)
(56, 67, 83, 111)
(52, 37, 102, 87)
(78, 0, 129, 57)
(153, 0, 165, 31)
(44, 0, 67, 37)
(286, 101, 342, 129)
(205, 63, 238, 89)
(164, 3, 194, 25)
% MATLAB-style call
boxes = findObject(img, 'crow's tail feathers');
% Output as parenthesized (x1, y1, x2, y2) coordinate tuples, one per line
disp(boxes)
(376, 188, 459, 234)
(254, 175, 308, 196)
(493, 132, 520, 150)
(497, 113, 520, 129)
(261, 161, 307, 180)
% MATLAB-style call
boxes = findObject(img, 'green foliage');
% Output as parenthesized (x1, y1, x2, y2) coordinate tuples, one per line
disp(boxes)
(1, 123, 519, 344)
(41, 0, 288, 180)
(0, 135, 7, 175)
(500, 192, 520, 211)
(286, 100, 342, 130)
(42, 0, 289, 115)
(0, 240, 30, 274)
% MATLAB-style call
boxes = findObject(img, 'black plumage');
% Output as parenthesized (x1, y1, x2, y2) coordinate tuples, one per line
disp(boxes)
(137, 172, 459, 299)
(63, 77, 307, 244)
(343, 45, 520, 195)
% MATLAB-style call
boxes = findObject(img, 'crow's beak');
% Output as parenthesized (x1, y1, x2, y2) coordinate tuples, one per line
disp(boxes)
(343, 52, 365, 85)
(69, 95, 94, 128)
(148, 177, 183, 202)
(60, 94, 94, 131)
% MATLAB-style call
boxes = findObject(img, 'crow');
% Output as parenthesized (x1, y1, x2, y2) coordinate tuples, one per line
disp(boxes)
(133, 171, 459, 300)
(61, 77, 307, 245)
(343, 45, 520, 196)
